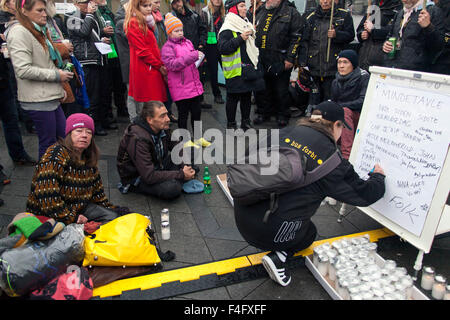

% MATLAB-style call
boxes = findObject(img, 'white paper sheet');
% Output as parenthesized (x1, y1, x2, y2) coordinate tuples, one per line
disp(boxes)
(94, 42, 112, 55)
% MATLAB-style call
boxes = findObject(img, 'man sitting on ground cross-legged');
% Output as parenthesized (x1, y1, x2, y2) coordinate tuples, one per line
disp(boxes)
(116, 100, 196, 200)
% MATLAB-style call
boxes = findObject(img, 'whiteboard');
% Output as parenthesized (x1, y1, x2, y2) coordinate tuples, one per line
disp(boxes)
(349, 66, 450, 253)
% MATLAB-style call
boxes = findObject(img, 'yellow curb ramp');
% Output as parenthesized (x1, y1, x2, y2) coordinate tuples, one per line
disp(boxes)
(93, 227, 395, 298)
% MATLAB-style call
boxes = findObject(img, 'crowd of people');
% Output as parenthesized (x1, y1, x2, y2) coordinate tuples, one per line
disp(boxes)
(0, 0, 448, 291)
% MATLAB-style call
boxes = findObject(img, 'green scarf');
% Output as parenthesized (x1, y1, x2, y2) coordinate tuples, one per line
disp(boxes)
(32, 22, 64, 68)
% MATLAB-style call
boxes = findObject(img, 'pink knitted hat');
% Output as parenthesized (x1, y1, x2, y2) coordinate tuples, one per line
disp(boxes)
(65, 113, 95, 136)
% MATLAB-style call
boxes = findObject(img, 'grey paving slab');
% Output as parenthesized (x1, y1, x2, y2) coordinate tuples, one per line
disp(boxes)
(204, 237, 248, 261)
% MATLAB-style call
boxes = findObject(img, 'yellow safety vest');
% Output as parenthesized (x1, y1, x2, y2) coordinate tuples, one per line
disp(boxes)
(221, 31, 241, 79)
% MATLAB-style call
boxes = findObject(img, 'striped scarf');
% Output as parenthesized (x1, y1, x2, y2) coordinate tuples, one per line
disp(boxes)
(32, 22, 64, 68)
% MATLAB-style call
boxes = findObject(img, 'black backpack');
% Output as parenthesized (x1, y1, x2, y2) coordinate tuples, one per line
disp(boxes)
(227, 144, 342, 223)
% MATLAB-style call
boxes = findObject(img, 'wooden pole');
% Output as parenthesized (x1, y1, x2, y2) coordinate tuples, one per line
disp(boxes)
(326, 0, 335, 63)
(253, 0, 257, 27)
(366, 0, 372, 20)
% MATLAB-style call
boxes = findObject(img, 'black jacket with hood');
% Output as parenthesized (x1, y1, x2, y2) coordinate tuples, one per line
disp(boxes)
(298, 6, 355, 78)
(170, 3, 207, 50)
(66, 9, 105, 66)
(356, 0, 402, 71)
(331, 67, 370, 112)
(254, 0, 303, 69)
(431, 0, 450, 74)
(383, 2, 444, 72)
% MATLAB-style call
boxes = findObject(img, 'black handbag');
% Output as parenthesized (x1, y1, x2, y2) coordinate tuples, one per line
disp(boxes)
(241, 63, 262, 81)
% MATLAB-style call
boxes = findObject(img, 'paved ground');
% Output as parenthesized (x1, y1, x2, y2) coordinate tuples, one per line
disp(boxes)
(0, 79, 448, 303)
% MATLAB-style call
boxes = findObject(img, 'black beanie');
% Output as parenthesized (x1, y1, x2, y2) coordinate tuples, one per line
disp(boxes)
(337, 49, 358, 68)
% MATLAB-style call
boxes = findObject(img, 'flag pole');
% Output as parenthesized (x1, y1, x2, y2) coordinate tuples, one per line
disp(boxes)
(326, 0, 335, 63)
(253, 0, 257, 27)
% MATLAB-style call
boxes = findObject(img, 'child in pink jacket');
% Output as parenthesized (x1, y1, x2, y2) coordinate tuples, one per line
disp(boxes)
(161, 13, 209, 148)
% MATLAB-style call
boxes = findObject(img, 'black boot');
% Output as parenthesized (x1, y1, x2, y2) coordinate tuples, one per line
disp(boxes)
(214, 95, 224, 104)
(241, 119, 253, 131)
(227, 121, 237, 130)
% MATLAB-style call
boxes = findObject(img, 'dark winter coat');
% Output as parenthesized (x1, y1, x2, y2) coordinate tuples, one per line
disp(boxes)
(254, 0, 303, 69)
(234, 123, 385, 252)
(217, 29, 265, 93)
(356, 0, 402, 71)
(66, 9, 105, 66)
(430, 0, 450, 74)
(383, 3, 445, 72)
(116, 116, 184, 186)
(114, 5, 129, 83)
(170, 5, 207, 50)
(331, 67, 370, 112)
(298, 6, 355, 77)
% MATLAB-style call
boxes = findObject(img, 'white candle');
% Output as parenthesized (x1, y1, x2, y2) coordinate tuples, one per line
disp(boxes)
(161, 221, 170, 240)
(317, 254, 329, 277)
(421, 266, 435, 290)
(431, 275, 447, 300)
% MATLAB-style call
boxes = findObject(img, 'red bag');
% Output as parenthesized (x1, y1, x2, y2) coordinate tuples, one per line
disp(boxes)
(30, 266, 93, 300)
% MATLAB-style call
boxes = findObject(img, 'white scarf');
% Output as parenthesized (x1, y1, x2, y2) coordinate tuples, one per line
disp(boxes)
(219, 12, 259, 69)
(399, 0, 422, 38)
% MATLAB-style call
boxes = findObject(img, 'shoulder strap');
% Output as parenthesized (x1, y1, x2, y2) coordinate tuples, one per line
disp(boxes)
(303, 150, 342, 185)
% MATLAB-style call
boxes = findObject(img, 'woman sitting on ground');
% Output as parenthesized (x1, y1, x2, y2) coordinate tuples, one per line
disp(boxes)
(26, 113, 129, 225)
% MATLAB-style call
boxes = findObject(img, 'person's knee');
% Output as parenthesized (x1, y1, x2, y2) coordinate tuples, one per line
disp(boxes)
(158, 180, 182, 200)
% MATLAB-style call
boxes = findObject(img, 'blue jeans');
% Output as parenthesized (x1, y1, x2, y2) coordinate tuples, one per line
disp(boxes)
(26, 106, 66, 160)
(0, 85, 29, 161)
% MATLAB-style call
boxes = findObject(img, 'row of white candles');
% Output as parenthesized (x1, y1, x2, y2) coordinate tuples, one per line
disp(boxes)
(420, 266, 449, 300)
(312, 235, 415, 300)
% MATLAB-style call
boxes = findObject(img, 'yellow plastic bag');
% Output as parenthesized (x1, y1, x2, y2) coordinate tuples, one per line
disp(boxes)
(82, 213, 161, 267)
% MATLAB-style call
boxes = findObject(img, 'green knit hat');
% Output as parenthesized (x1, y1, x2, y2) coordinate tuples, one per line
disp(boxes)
(10, 216, 42, 239)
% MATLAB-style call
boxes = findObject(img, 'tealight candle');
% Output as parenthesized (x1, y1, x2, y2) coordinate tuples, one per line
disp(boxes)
(394, 267, 408, 278)
(383, 284, 395, 295)
(420, 266, 435, 290)
(384, 260, 397, 271)
(364, 242, 378, 258)
(328, 256, 337, 281)
(317, 253, 329, 277)
(361, 291, 374, 300)
(443, 284, 450, 300)
(431, 275, 447, 300)
(313, 246, 324, 267)
(400, 276, 414, 300)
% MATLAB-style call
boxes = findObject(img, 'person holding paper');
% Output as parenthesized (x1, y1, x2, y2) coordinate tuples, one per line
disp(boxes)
(217, 0, 264, 131)
(66, 0, 111, 136)
(94, 0, 128, 123)
(161, 13, 211, 148)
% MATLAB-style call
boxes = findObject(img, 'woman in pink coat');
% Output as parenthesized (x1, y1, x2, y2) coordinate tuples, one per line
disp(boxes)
(125, 0, 167, 119)
(161, 13, 209, 148)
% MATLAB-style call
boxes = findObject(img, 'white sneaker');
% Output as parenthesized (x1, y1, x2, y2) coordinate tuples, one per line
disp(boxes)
(261, 251, 291, 287)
